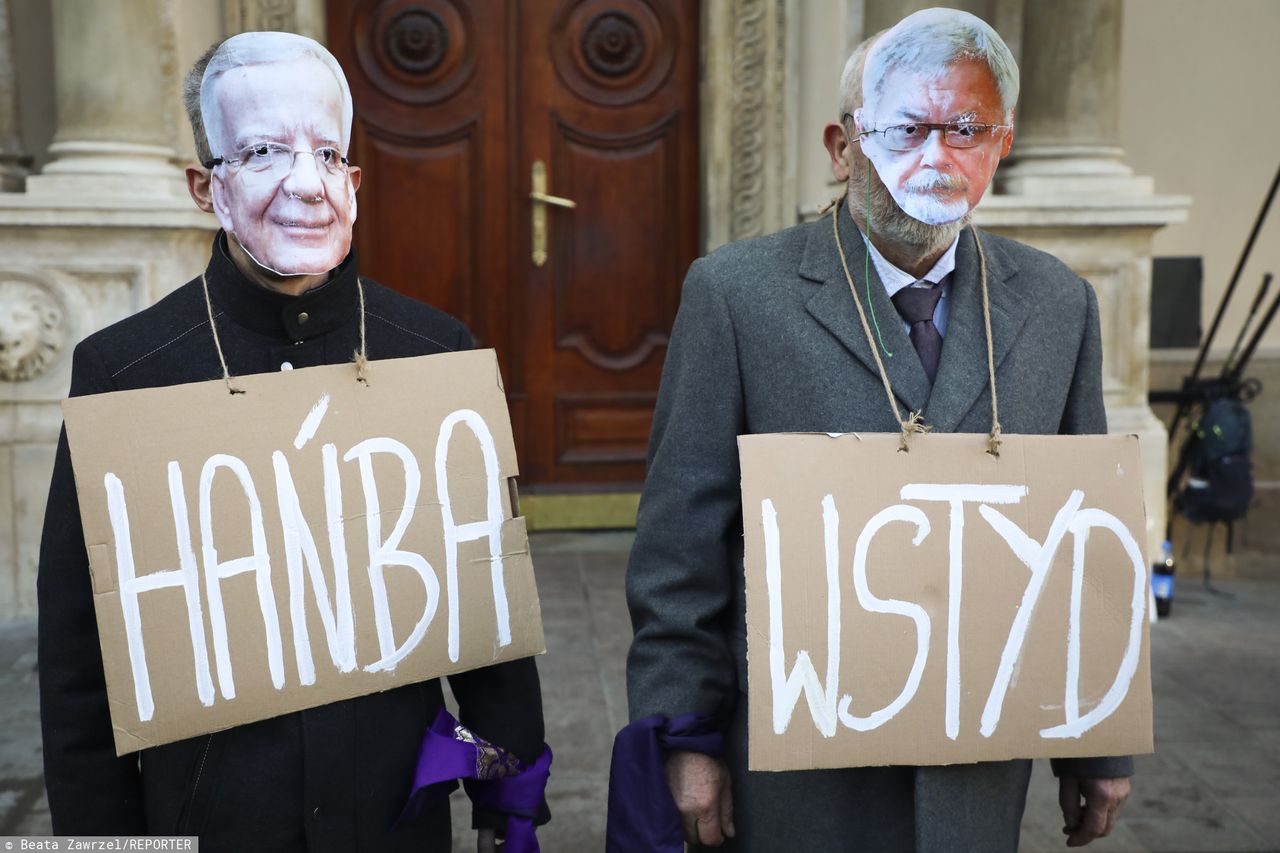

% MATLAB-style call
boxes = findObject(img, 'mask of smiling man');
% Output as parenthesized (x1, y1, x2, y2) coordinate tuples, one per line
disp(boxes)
(201, 32, 361, 280)
(853, 8, 1017, 226)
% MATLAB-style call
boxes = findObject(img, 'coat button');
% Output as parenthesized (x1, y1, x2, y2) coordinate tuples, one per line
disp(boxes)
(313, 806, 321, 818)
(298, 311, 310, 325)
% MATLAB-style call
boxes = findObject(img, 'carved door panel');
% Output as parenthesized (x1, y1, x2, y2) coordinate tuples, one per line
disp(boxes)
(515, 0, 699, 488)
(328, 0, 513, 372)
(329, 0, 699, 490)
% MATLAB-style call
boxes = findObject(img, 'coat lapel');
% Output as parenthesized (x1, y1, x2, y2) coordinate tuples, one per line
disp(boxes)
(800, 205, 931, 417)
(926, 227, 1030, 432)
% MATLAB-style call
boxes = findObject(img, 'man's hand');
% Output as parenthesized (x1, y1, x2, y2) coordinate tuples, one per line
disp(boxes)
(477, 828, 498, 852)
(1059, 776, 1130, 847)
(665, 750, 735, 847)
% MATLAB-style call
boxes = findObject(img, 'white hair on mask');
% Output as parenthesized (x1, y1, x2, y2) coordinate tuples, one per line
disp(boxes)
(859, 7, 1018, 123)
(200, 31, 354, 161)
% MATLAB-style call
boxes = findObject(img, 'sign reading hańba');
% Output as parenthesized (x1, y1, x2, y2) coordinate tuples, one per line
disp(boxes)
(64, 350, 544, 755)
(740, 433, 1153, 771)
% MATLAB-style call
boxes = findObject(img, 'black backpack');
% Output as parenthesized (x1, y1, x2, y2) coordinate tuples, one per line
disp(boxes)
(1176, 397, 1254, 524)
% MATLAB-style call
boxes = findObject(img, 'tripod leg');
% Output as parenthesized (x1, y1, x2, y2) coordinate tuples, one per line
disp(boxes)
(1203, 522, 1214, 586)
(1203, 521, 1236, 598)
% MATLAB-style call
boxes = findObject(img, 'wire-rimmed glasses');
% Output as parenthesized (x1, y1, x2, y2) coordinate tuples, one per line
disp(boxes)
(204, 143, 350, 187)
(842, 114, 1011, 152)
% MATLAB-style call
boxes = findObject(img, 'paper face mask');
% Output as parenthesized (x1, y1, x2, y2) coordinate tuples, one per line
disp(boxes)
(208, 56, 357, 277)
(857, 60, 1012, 226)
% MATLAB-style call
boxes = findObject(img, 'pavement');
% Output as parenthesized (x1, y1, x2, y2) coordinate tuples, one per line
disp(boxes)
(2, 532, 1278, 851)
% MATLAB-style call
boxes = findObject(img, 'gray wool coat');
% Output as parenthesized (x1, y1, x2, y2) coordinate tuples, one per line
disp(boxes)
(625, 205, 1133, 852)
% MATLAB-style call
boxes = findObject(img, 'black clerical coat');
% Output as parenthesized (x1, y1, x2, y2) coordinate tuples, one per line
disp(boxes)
(37, 234, 544, 852)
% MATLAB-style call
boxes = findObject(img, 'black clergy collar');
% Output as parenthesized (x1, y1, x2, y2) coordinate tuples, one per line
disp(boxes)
(203, 231, 362, 342)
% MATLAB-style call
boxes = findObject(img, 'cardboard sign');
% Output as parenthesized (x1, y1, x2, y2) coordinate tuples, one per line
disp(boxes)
(64, 350, 544, 755)
(739, 433, 1152, 771)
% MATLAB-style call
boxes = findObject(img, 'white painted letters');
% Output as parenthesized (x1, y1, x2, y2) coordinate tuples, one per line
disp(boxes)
(199, 454, 285, 700)
(1040, 508, 1147, 739)
(838, 504, 932, 731)
(977, 490, 1083, 737)
(98, 389, 526, 732)
(345, 437, 440, 674)
(272, 445, 356, 684)
(759, 483, 1146, 743)
(106, 463, 214, 722)
(763, 496, 841, 736)
(436, 409, 510, 663)
(897, 485, 1027, 740)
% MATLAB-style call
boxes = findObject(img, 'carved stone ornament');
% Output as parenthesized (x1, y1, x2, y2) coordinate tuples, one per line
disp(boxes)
(0, 280, 66, 382)
(729, 0, 767, 241)
(228, 0, 299, 33)
(699, 0, 794, 249)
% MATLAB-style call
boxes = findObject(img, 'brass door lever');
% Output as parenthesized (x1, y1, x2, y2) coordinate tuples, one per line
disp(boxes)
(529, 190, 577, 208)
(530, 160, 575, 266)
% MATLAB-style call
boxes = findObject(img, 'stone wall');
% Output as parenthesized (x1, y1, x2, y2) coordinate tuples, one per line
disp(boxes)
(0, 217, 213, 620)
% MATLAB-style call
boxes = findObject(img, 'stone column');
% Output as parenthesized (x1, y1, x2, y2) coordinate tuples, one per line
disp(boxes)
(981, 0, 1190, 561)
(0, 0, 217, 621)
(28, 0, 185, 198)
(998, 0, 1148, 195)
(0, 0, 28, 191)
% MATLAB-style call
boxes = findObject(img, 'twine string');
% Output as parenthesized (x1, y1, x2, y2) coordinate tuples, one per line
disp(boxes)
(200, 271, 371, 394)
(201, 273, 244, 395)
(830, 198, 924, 451)
(829, 197, 1001, 454)
(973, 234, 1002, 456)
(354, 276, 369, 384)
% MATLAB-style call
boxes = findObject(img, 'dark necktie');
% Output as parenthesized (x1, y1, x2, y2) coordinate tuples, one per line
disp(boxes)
(891, 283, 944, 384)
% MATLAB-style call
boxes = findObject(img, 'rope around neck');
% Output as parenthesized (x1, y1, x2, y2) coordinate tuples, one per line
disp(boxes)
(829, 197, 1002, 455)
(830, 198, 923, 451)
(200, 272, 370, 394)
(200, 272, 244, 395)
(973, 234, 1002, 456)
(354, 275, 369, 384)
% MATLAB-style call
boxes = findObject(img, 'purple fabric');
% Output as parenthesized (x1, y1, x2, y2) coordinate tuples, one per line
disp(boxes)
(400, 708, 552, 853)
(605, 713, 724, 853)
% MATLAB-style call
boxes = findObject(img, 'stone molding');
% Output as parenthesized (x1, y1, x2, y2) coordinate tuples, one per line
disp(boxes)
(728, 0, 767, 241)
(225, 0, 327, 42)
(0, 196, 217, 228)
(702, 0, 797, 252)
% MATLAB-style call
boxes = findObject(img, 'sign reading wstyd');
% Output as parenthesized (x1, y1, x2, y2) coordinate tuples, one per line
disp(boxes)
(740, 433, 1152, 771)
(64, 350, 544, 755)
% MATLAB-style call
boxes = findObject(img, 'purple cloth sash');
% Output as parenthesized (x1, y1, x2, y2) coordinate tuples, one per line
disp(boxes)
(400, 708, 552, 852)
(605, 713, 724, 853)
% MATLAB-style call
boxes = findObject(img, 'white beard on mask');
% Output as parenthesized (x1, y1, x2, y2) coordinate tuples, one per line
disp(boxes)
(849, 157, 967, 257)
(897, 172, 972, 225)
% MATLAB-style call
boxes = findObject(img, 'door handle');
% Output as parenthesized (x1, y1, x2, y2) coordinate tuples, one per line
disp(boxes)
(529, 191, 577, 208)
(530, 160, 575, 267)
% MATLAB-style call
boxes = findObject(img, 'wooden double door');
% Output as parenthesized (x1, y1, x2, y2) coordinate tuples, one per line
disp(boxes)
(328, 0, 700, 490)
